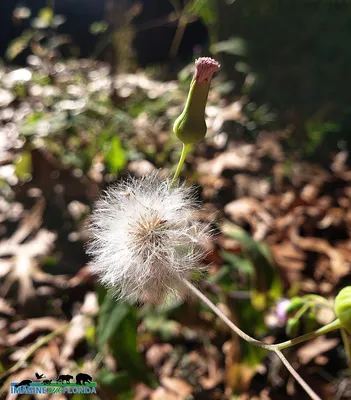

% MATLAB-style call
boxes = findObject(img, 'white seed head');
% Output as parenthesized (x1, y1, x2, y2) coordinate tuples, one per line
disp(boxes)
(87, 171, 211, 303)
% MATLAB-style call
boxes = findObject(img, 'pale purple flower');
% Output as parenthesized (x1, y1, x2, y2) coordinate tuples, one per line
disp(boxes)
(276, 298, 291, 323)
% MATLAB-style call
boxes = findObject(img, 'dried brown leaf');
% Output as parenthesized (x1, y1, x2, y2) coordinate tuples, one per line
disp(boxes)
(290, 225, 350, 280)
(297, 336, 339, 365)
(146, 344, 173, 368)
(8, 317, 66, 346)
(160, 377, 193, 397)
(198, 145, 259, 177)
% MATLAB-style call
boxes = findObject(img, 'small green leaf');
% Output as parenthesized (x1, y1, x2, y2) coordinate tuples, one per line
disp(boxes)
(90, 21, 108, 35)
(221, 222, 281, 304)
(85, 325, 96, 347)
(104, 136, 127, 174)
(303, 312, 318, 334)
(6, 31, 33, 60)
(31, 7, 54, 29)
(220, 251, 253, 275)
(211, 37, 247, 56)
(286, 318, 300, 338)
(15, 152, 32, 181)
(39, 7, 54, 22)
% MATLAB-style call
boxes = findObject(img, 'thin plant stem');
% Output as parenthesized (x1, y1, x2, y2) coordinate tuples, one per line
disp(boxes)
(341, 328, 351, 371)
(304, 294, 333, 308)
(184, 279, 325, 400)
(276, 318, 342, 350)
(184, 279, 275, 349)
(171, 143, 191, 187)
(290, 301, 313, 323)
(273, 349, 321, 400)
(169, 14, 188, 59)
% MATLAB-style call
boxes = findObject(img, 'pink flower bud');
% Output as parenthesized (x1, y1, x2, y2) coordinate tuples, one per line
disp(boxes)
(173, 57, 220, 145)
(194, 57, 221, 83)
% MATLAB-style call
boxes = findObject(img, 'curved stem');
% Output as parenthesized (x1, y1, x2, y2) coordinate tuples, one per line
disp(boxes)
(341, 328, 351, 371)
(183, 279, 275, 350)
(171, 143, 191, 187)
(293, 301, 313, 321)
(304, 294, 333, 308)
(184, 279, 325, 400)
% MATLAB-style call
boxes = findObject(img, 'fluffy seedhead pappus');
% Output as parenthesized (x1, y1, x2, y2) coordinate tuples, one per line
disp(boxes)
(87, 172, 211, 303)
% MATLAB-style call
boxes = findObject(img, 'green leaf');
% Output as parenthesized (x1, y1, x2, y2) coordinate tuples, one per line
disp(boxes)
(211, 37, 247, 56)
(143, 314, 181, 341)
(221, 222, 282, 308)
(90, 21, 108, 35)
(286, 318, 300, 338)
(220, 251, 253, 275)
(85, 325, 96, 347)
(109, 308, 152, 383)
(97, 368, 131, 391)
(38, 7, 54, 22)
(15, 152, 32, 181)
(96, 292, 131, 350)
(104, 136, 127, 174)
(185, 0, 217, 25)
(97, 292, 153, 385)
(6, 30, 33, 60)
(286, 297, 305, 313)
(31, 8, 54, 29)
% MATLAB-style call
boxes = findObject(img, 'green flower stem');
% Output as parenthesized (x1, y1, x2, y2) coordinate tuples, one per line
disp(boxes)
(293, 301, 313, 321)
(276, 318, 342, 350)
(304, 294, 333, 308)
(341, 328, 351, 371)
(171, 143, 192, 187)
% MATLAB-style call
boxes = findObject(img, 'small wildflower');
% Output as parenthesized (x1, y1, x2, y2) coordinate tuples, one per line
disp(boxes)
(87, 172, 211, 303)
(174, 57, 220, 145)
(276, 298, 291, 323)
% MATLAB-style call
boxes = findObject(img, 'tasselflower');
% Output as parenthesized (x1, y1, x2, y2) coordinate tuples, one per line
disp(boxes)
(87, 172, 210, 303)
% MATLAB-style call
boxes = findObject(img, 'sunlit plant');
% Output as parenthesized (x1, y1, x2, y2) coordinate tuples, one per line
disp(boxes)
(87, 57, 351, 400)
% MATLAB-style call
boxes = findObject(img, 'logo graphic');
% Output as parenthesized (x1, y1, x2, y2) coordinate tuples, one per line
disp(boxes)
(10, 372, 97, 395)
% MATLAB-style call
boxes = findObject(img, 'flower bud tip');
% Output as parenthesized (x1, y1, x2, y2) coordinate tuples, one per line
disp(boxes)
(195, 57, 220, 83)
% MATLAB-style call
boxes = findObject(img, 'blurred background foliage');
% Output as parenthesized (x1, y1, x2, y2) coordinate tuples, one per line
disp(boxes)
(2, 0, 350, 159)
